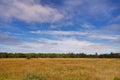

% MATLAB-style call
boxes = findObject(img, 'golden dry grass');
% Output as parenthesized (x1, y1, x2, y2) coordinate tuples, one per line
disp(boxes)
(0, 58, 120, 80)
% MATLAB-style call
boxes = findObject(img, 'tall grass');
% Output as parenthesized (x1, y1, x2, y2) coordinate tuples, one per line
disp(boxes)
(0, 58, 120, 80)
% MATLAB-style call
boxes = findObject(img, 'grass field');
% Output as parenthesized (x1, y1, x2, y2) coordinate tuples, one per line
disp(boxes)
(0, 58, 120, 80)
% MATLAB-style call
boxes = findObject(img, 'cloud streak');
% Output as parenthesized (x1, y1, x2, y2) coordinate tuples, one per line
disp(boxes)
(30, 30, 120, 40)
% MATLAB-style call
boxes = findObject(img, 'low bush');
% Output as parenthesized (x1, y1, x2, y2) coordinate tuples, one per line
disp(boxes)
(26, 55, 31, 59)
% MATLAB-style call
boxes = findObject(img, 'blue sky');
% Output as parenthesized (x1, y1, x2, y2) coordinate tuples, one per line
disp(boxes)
(0, 0, 120, 54)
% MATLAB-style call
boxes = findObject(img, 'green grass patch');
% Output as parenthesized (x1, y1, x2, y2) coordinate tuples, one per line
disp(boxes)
(114, 77, 120, 80)
(22, 74, 47, 80)
(0, 77, 6, 80)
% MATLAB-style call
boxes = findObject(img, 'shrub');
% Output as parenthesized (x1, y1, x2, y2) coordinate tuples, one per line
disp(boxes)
(26, 55, 31, 60)
(26, 57, 31, 60)
(22, 74, 47, 80)
(114, 77, 120, 80)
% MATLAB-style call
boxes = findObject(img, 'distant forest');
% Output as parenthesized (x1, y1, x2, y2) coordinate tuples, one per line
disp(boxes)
(0, 52, 120, 58)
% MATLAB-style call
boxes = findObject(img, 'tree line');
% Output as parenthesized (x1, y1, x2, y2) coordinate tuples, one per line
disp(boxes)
(0, 52, 120, 58)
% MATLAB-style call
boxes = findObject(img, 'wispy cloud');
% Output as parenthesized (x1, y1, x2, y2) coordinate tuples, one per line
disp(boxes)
(0, 33, 22, 45)
(110, 15, 120, 23)
(0, 0, 64, 23)
(19, 38, 111, 53)
(30, 30, 88, 36)
(81, 23, 95, 29)
(0, 32, 119, 53)
(30, 30, 120, 40)
(63, 0, 115, 18)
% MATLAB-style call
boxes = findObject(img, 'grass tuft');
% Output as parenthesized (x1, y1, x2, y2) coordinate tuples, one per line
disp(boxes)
(22, 74, 47, 80)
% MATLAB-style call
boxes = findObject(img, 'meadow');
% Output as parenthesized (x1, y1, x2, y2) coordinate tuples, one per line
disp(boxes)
(0, 58, 120, 80)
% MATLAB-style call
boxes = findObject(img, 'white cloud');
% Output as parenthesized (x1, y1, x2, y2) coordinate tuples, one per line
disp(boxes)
(89, 34, 119, 40)
(30, 30, 120, 40)
(81, 23, 95, 29)
(30, 30, 88, 36)
(0, 0, 64, 23)
(19, 38, 111, 53)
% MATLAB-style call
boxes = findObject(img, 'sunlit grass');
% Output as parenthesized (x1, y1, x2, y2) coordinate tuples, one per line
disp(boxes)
(0, 58, 120, 80)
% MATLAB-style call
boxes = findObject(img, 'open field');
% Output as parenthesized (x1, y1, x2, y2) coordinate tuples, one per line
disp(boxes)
(0, 58, 120, 80)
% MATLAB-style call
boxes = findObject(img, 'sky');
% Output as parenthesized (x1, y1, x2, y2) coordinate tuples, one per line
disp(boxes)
(0, 0, 120, 54)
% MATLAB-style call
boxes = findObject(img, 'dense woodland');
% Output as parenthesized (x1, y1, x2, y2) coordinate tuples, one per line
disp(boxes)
(0, 52, 120, 58)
